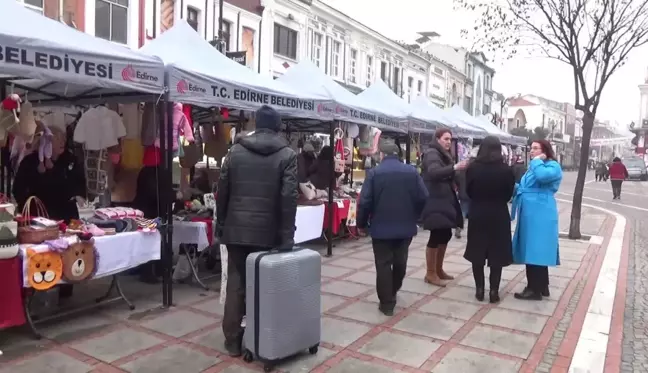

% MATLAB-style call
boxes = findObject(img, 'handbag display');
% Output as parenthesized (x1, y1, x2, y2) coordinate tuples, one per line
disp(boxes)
(333, 127, 345, 174)
(179, 137, 200, 168)
(17, 196, 60, 244)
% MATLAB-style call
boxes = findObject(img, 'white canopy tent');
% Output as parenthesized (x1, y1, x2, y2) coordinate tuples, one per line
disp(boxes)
(475, 115, 526, 145)
(277, 61, 407, 133)
(358, 80, 440, 134)
(446, 105, 515, 143)
(0, 0, 166, 103)
(139, 22, 331, 119)
(409, 96, 485, 137)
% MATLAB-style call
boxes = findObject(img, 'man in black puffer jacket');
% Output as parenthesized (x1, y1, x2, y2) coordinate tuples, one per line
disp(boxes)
(216, 105, 298, 356)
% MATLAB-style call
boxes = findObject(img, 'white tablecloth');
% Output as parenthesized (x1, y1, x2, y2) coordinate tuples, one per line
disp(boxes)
(172, 221, 211, 253)
(20, 231, 161, 287)
(295, 204, 325, 244)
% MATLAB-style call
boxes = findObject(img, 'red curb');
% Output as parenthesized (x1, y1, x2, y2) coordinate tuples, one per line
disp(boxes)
(520, 214, 615, 371)
(604, 222, 631, 373)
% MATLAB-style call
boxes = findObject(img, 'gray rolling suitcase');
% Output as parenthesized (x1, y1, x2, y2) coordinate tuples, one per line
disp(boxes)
(242, 248, 321, 372)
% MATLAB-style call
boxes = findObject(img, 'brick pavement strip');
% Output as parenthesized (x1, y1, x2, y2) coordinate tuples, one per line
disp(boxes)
(0, 204, 615, 373)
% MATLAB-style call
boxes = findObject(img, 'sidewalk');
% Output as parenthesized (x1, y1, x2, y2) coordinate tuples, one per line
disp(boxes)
(0, 203, 615, 373)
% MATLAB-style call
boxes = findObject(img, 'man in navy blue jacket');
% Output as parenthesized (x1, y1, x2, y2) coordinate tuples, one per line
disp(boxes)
(357, 140, 429, 315)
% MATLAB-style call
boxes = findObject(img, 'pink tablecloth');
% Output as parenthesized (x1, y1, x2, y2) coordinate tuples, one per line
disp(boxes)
(0, 256, 26, 328)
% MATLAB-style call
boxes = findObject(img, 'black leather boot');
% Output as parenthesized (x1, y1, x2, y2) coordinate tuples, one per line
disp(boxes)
(475, 288, 485, 302)
(514, 287, 542, 301)
(489, 290, 500, 303)
(542, 286, 550, 297)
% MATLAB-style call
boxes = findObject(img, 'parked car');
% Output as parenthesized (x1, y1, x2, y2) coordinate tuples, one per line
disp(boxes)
(622, 157, 648, 181)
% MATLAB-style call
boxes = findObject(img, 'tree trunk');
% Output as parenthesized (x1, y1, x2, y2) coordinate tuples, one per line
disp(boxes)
(569, 112, 595, 239)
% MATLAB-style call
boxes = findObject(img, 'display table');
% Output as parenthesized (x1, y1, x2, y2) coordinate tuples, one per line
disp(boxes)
(295, 204, 325, 243)
(173, 220, 212, 253)
(16, 231, 161, 339)
(20, 231, 161, 287)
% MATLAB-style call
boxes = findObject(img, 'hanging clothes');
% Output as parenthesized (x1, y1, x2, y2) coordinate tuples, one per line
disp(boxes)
(141, 103, 157, 147)
(119, 103, 143, 140)
(153, 103, 194, 152)
(73, 106, 126, 151)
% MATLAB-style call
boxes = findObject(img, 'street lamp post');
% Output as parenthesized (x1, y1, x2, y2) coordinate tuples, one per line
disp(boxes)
(218, 0, 224, 52)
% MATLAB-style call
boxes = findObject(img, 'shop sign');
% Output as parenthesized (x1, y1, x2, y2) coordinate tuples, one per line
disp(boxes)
(225, 51, 246, 65)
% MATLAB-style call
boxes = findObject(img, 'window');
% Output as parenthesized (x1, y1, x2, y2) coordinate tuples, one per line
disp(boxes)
(274, 23, 297, 59)
(187, 7, 199, 31)
(392, 67, 400, 94)
(221, 21, 231, 52)
(366, 56, 374, 87)
(483, 104, 490, 115)
(380, 61, 388, 82)
(516, 118, 521, 128)
(22, 0, 43, 14)
(467, 64, 473, 80)
(464, 96, 473, 113)
(418, 80, 423, 94)
(408, 77, 413, 88)
(331, 41, 341, 77)
(311, 32, 323, 67)
(349, 49, 358, 83)
(96, 0, 128, 44)
(434, 67, 443, 75)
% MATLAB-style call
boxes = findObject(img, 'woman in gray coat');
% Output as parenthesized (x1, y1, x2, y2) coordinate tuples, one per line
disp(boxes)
(421, 128, 469, 287)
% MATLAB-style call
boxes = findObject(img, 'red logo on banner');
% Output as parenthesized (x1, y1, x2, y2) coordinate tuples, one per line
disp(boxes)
(121, 65, 136, 81)
(176, 79, 188, 94)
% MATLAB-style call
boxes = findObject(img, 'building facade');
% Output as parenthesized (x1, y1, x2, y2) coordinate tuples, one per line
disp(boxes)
(16, 0, 506, 117)
(507, 94, 567, 137)
(418, 41, 495, 114)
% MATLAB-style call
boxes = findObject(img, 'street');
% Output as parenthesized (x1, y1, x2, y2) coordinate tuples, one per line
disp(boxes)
(0, 170, 641, 373)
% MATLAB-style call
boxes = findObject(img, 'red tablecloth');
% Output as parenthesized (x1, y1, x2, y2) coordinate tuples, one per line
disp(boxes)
(0, 256, 26, 329)
(323, 199, 350, 235)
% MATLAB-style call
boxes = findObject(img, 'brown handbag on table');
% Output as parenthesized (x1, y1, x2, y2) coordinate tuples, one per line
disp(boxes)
(17, 196, 60, 244)
(179, 137, 201, 168)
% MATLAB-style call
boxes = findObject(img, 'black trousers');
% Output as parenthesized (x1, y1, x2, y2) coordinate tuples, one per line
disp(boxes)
(526, 264, 549, 293)
(222, 244, 265, 343)
(372, 238, 412, 309)
(611, 180, 623, 198)
(472, 264, 502, 291)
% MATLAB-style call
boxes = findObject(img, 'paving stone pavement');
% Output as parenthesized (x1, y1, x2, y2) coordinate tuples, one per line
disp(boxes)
(0, 203, 613, 373)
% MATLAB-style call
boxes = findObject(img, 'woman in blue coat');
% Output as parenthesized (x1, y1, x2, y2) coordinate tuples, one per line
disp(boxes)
(511, 139, 562, 301)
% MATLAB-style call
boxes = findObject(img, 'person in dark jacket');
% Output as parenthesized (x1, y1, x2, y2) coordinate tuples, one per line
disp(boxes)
(357, 140, 428, 316)
(297, 142, 316, 183)
(421, 128, 468, 287)
(13, 126, 86, 300)
(309, 145, 341, 190)
(453, 161, 471, 239)
(464, 136, 515, 303)
(512, 156, 527, 183)
(608, 157, 628, 199)
(216, 105, 298, 357)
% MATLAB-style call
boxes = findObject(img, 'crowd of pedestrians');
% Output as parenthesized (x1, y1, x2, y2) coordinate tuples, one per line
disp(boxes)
(215, 107, 565, 356)
(357, 128, 563, 314)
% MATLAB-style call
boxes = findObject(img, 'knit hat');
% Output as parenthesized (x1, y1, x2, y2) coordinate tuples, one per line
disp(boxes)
(255, 105, 281, 132)
(380, 139, 400, 156)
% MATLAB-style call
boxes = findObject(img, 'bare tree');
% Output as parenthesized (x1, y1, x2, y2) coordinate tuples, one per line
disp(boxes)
(456, 0, 648, 238)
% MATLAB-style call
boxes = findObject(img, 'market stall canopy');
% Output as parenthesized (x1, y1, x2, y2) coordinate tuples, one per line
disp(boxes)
(409, 96, 484, 137)
(0, 0, 166, 103)
(277, 61, 407, 133)
(357, 80, 431, 134)
(474, 114, 521, 144)
(446, 105, 512, 142)
(140, 21, 330, 119)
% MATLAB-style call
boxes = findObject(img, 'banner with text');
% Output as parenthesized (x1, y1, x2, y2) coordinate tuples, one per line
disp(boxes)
(0, 41, 165, 94)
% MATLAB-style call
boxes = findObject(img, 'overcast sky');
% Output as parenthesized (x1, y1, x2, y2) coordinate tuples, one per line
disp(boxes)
(324, 0, 647, 126)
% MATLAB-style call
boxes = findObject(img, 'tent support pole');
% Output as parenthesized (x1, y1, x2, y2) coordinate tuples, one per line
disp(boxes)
(326, 121, 335, 257)
(156, 101, 169, 308)
(165, 99, 175, 306)
(405, 133, 411, 164)
(0, 82, 5, 195)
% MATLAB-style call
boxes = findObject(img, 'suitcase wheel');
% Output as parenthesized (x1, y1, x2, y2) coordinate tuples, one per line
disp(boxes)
(309, 345, 319, 355)
(243, 349, 253, 363)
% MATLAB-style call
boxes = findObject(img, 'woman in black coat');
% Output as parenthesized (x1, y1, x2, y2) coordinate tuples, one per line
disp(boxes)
(464, 136, 515, 303)
(421, 128, 469, 287)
